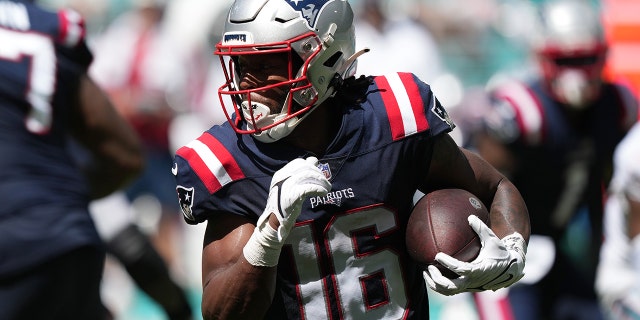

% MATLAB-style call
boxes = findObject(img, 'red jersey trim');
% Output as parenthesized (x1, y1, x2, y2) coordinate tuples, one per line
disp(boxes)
(57, 9, 85, 47)
(375, 72, 430, 141)
(176, 132, 245, 194)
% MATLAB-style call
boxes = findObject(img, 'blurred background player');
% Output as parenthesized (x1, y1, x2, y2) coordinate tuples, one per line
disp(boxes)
(80, 0, 204, 318)
(469, 0, 639, 319)
(89, 192, 194, 320)
(596, 122, 640, 320)
(0, 0, 144, 318)
(88, 0, 201, 275)
(68, 134, 194, 319)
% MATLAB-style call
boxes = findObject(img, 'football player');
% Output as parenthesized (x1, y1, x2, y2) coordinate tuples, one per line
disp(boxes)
(472, 1, 638, 319)
(596, 122, 640, 319)
(173, 0, 530, 319)
(0, 0, 143, 318)
(89, 191, 194, 320)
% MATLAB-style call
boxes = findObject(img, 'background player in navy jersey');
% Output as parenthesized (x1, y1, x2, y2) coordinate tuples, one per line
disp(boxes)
(469, 1, 639, 319)
(172, 0, 530, 319)
(0, 0, 143, 318)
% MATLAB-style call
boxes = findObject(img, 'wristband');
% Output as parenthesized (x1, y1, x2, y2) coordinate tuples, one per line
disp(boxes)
(243, 213, 284, 267)
(503, 232, 527, 257)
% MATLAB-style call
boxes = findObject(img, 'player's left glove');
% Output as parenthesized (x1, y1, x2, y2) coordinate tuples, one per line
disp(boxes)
(243, 157, 331, 267)
(423, 215, 526, 296)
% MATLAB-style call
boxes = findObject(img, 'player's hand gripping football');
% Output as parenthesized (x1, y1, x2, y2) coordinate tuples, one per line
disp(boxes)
(423, 215, 526, 295)
(243, 157, 331, 267)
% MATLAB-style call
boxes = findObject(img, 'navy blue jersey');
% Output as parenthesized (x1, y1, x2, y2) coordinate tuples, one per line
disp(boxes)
(483, 77, 638, 240)
(0, 0, 101, 276)
(174, 72, 455, 319)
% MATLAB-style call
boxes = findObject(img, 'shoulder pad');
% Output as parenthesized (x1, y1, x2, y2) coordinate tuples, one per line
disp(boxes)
(489, 81, 544, 145)
(373, 72, 454, 141)
(175, 132, 246, 195)
(611, 83, 639, 130)
(57, 9, 86, 48)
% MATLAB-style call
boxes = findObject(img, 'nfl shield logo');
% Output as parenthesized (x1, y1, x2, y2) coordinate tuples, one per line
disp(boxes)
(317, 162, 332, 180)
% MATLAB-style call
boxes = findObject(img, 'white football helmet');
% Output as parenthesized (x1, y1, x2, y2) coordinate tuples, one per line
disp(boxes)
(215, 0, 360, 143)
(532, 0, 608, 109)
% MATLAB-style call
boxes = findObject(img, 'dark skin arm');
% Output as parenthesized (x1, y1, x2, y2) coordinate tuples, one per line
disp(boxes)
(474, 132, 517, 178)
(69, 74, 144, 199)
(201, 214, 276, 320)
(421, 134, 530, 241)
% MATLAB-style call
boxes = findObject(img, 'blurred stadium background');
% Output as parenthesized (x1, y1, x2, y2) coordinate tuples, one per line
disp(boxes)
(34, 0, 639, 319)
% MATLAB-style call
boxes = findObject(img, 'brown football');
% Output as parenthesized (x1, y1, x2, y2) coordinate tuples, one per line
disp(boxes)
(406, 188, 489, 278)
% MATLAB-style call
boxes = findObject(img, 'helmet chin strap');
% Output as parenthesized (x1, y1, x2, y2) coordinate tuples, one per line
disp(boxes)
(242, 96, 312, 143)
(252, 114, 300, 143)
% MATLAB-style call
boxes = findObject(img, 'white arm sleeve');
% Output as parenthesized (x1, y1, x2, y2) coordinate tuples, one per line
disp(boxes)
(89, 191, 134, 241)
(596, 123, 640, 306)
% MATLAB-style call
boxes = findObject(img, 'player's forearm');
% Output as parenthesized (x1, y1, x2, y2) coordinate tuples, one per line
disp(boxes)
(201, 259, 276, 320)
(490, 178, 530, 241)
(82, 108, 145, 198)
(83, 154, 143, 199)
(72, 74, 145, 198)
(456, 148, 529, 241)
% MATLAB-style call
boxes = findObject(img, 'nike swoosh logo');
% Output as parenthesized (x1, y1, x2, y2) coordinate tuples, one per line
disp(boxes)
(470, 259, 518, 291)
(172, 163, 178, 176)
(274, 178, 288, 216)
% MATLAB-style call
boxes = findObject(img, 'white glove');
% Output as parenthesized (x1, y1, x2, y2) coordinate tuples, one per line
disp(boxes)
(423, 215, 526, 296)
(243, 157, 331, 266)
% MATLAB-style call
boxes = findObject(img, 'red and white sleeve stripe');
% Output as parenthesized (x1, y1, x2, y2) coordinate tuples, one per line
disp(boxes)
(494, 82, 545, 145)
(57, 9, 85, 47)
(176, 133, 245, 194)
(375, 72, 430, 141)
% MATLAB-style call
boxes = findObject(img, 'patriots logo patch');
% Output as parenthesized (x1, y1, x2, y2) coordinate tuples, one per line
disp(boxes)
(176, 186, 195, 222)
(286, 0, 333, 29)
(431, 97, 455, 128)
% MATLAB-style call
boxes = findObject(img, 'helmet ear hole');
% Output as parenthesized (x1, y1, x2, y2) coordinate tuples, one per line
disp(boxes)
(323, 52, 343, 68)
(292, 53, 304, 74)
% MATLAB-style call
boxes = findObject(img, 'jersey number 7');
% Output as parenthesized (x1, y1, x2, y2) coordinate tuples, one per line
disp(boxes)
(0, 28, 56, 134)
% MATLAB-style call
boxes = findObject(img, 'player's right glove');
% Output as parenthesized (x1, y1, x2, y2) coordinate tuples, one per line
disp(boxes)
(243, 157, 331, 267)
(423, 215, 526, 295)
